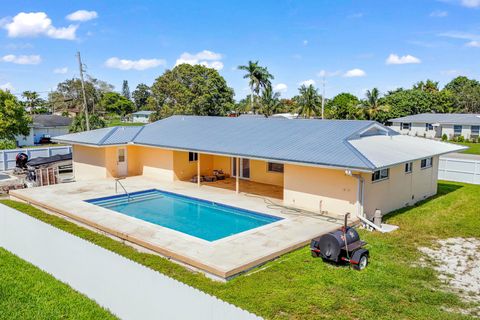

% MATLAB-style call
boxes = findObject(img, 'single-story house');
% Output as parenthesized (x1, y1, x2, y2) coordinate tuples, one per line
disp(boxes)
(389, 113, 480, 140)
(16, 114, 72, 146)
(131, 111, 154, 123)
(53, 115, 463, 220)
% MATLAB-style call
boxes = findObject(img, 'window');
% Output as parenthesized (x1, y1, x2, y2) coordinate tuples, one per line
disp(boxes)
(405, 162, 413, 173)
(401, 122, 411, 130)
(372, 169, 389, 182)
(471, 126, 480, 137)
(425, 123, 433, 131)
(454, 125, 462, 136)
(188, 152, 198, 162)
(421, 157, 433, 169)
(267, 162, 284, 173)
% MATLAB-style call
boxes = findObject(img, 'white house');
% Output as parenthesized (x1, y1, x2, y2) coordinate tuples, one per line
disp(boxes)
(16, 115, 72, 146)
(389, 113, 480, 140)
(132, 111, 154, 123)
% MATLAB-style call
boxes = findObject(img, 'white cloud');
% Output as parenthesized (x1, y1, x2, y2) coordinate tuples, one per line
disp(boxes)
(317, 70, 341, 77)
(4, 12, 77, 40)
(466, 40, 480, 47)
(460, 0, 480, 7)
(175, 50, 224, 70)
(0, 82, 14, 91)
(53, 67, 68, 74)
(343, 68, 366, 77)
(1, 54, 41, 64)
(430, 10, 448, 17)
(302, 40, 308, 46)
(299, 79, 316, 86)
(273, 83, 288, 93)
(348, 12, 364, 18)
(105, 57, 166, 70)
(66, 10, 98, 22)
(441, 69, 462, 76)
(385, 54, 421, 65)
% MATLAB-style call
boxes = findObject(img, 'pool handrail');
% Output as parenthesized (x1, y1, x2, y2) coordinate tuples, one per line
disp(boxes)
(115, 178, 131, 202)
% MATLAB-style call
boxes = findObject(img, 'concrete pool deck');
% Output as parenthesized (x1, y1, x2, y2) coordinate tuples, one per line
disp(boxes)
(10, 176, 349, 279)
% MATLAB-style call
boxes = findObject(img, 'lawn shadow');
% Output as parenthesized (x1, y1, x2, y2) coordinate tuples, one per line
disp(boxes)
(384, 182, 463, 221)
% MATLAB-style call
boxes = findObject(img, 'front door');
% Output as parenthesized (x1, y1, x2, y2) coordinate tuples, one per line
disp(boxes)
(232, 158, 250, 179)
(116, 147, 127, 177)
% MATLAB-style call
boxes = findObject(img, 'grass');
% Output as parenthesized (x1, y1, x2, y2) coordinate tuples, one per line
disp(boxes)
(106, 119, 145, 127)
(452, 141, 480, 155)
(0, 247, 116, 319)
(1, 181, 479, 319)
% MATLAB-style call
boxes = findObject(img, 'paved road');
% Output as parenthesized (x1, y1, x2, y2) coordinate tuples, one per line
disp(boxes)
(441, 152, 480, 161)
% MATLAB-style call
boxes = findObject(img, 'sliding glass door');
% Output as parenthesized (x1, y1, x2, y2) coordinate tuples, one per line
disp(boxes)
(232, 158, 250, 179)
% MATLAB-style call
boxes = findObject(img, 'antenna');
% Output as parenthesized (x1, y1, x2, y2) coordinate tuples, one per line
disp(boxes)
(321, 75, 325, 119)
(77, 51, 90, 131)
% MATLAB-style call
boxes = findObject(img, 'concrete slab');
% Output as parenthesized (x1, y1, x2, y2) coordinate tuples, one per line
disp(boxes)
(10, 176, 347, 279)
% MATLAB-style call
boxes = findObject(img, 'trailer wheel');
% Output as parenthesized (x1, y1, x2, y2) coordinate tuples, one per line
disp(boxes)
(353, 253, 368, 270)
(311, 250, 320, 258)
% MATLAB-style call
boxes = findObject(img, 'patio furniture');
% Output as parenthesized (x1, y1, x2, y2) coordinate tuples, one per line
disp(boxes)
(213, 169, 226, 180)
(204, 175, 217, 182)
(190, 175, 205, 183)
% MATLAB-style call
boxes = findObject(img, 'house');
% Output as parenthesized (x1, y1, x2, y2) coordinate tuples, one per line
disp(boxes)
(53, 115, 463, 219)
(131, 111, 154, 123)
(389, 113, 480, 140)
(16, 114, 72, 146)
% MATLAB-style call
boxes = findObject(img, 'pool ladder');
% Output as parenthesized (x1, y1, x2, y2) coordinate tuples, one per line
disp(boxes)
(115, 178, 131, 202)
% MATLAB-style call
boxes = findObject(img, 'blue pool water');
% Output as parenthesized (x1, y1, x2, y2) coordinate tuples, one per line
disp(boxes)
(86, 189, 281, 241)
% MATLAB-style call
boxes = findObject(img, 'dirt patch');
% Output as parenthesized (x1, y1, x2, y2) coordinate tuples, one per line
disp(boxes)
(419, 237, 480, 317)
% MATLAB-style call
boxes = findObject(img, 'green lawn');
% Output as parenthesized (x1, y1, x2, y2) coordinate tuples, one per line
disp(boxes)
(1, 181, 479, 319)
(106, 119, 145, 127)
(453, 141, 480, 155)
(0, 247, 116, 319)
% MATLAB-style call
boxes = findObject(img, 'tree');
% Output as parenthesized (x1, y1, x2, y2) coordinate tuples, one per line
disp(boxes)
(70, 113, 106, 133)
(150, 64, 234, 119)
(99, 92, 134, 116)
(362, 88, 390, 122)
(48, 77, 113, 115)
(326, 93, 363, 119)
(295, 84, 321, 118)
(21, 91, 44, 114)
(122, 80, 131, 100)
(0, 89, 31, 143)
(259, 84, 281, 117)
(413, 79, 439, 93)
(132, 83, 151, 111)
(238, 61, 274, 114)
(443, 76, 480, 113)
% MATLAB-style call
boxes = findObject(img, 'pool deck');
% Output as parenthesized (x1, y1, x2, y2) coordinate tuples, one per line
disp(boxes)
(10, 176, 349, 280)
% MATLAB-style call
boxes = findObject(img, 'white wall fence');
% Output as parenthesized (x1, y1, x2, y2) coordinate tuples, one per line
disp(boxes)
(439, 157, 480, 185)
(0, 205, 260, 320)
(0, 146, 72, 171)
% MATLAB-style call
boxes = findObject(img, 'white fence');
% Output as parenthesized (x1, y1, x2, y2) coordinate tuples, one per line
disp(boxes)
(439, 157, 480, 185)
(0, 204, 260, 320)
(0, 146, 72, 171)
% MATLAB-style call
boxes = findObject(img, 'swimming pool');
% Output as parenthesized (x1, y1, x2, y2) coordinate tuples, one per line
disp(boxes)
(86, 189, 281, 241)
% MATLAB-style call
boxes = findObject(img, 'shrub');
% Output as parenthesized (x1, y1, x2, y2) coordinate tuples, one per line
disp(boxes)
(441, 133, 448, 141)
(457, 135, 465, 142)
(0, 139, 17, 149)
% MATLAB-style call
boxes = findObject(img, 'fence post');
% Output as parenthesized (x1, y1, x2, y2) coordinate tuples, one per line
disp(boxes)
(2, 151, 6, 171)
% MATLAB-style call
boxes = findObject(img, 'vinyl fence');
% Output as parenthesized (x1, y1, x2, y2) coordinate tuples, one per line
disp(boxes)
(0, 146, 72, 171)
(0, 204, 261, 320)
(439, 156, 480, 185)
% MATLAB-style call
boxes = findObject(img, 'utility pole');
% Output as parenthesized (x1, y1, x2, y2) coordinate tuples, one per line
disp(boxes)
(321, 75, 326, 119)
(77, 51, 90, 131)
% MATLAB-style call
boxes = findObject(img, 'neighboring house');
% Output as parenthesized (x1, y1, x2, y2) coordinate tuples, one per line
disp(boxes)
(53, 115, 463, 219)
(389, 113, 480, 140)
(16, 115, 72, 146)
(132, 111, 154, 123)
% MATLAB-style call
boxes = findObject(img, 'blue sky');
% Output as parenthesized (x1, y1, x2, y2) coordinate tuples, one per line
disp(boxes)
(0, 0, 479, 100)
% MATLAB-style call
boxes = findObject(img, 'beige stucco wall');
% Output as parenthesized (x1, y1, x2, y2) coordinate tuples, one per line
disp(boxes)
(283, 164, 357, 215)
(72, 145, 107, 180)
(249, 160, 284, 186)
(362, 157, 439, 218)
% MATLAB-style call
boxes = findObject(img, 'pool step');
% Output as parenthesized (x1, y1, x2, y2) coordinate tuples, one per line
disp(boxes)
(91, 192, 163, 207)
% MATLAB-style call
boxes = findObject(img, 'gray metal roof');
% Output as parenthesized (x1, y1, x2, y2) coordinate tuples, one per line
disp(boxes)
(132, 111, 154, 116)
(53, 126, 143, 146)
(389, 113, 480, 125)
(32, 115, 72, 128)
(53, 115, 465, 171)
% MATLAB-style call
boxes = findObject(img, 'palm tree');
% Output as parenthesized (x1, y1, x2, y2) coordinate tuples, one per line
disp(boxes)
(363, 88, 389, 121)
(238, 61, 274, 114)
(259, 84, 281, 117)
(22, 91, 42, 115)
(296, 84, 321, 118)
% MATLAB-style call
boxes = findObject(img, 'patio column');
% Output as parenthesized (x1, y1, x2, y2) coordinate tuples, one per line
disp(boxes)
(236, 157, 239, 194)
(197, 153, 201, 188)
